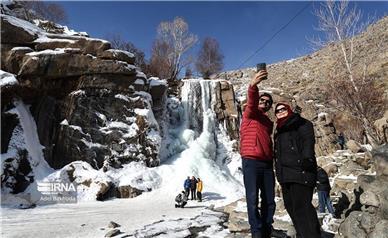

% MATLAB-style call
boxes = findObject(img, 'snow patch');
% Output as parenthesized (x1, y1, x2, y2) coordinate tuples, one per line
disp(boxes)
(149, 77, 167, 87)
(0, 70, 18, 87)
(134, 79, 145, 85)
(2, 14, 45, 37)
(33, 36, 76, 43)
(69, 90, 85, 96)
(115, 94, 130, 102)
(105, 162, 161, 191)
(26, 49, 66, 56)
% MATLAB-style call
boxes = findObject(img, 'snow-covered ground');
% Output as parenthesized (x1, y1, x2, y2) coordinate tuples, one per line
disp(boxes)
(1, 191, 205, 238)
(1, 80, 244, 237)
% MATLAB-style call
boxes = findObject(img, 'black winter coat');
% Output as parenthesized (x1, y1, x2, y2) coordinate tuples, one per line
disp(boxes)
(190, 179, 197, 190)
(317, 168, 331, 191)
(274, 114, 317, 187)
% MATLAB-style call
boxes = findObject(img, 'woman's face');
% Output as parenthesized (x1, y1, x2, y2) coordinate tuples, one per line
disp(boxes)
(275, 105, 288, 119)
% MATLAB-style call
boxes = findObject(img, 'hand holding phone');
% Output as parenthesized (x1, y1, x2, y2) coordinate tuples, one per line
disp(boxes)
(256, 63, 267, 80)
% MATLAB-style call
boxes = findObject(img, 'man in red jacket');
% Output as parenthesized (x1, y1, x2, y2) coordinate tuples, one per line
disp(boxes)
(240, 69, 275, 238)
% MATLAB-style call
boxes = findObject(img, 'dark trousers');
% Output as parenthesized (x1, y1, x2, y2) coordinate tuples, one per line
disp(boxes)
(184, 188, 190, 197)
(242, 158, 276, 237)
(282, 183, 321, 238)
(197, 191, 202, 202)
(190, 189, 196, 200)
(318, 190, 334, 214)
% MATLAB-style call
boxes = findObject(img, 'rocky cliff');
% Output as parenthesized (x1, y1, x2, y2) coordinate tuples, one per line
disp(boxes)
(1, 2, 168, 202)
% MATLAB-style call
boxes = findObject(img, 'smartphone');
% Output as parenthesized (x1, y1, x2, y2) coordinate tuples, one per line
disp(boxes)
(256, 63, 267, 80)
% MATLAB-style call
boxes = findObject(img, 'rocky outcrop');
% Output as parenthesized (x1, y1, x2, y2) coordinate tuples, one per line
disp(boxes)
(338, 145, 388, 238)
(214, 80, 240, 141)
(1, 9, 166, 201)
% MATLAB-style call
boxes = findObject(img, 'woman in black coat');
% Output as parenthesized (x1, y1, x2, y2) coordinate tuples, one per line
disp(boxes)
(274, 103, 321, 238)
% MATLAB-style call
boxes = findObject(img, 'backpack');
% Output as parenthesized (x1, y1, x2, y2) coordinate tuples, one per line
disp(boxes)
(175, 194, 182, 202)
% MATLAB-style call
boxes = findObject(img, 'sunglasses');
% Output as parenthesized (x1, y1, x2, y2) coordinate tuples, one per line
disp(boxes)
(275, 107, 287, 114)
(259, 98, 271, 105)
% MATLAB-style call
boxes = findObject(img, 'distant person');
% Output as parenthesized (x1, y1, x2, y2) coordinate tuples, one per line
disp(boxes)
(338, 132, 345, 150)
(175, 191, 188, 208)
(317, 167, 335, 215)
(240, 69, 276, 238)
(196, 178, 203, 202)
(184, 176, 191, 197)
(274, 103, 321, 238)
(190, 176, 198, 200)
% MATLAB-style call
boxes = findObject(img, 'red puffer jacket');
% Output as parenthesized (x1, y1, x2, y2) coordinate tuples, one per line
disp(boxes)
(240, 85, 273, 160)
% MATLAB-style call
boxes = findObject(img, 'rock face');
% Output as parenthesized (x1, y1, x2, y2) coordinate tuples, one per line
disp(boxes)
(216, 16, 388, 155)
(338, 145, 388, 238)
(213, 80, 240, 141)
(1, 10, 166, 200)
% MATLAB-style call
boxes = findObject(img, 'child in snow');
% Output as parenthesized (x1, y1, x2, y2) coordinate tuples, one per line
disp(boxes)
(175, 191, 188, 208)
(317, 167, 335, 215)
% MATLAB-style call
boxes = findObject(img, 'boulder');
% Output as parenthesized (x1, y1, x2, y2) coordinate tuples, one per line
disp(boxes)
(374, 110, 388, 143)
(360, 190, 380, 207)
(116, 185, 142, 198)
(149, 78, 167, 99)
(338, 211, 367, 238)
(346, 140, 363, 153)
(107, 221, 120, 229)
(104, 229, 121, 237)
(333, 176, 357, 193)
(369, 220, 388, 238)
(97, 49, 135, 65)
(58, 161, 112, 201)
(1, 14, 42, 44)
(35, 36, 111, 55)
(373, 144, 388, 179)
(18, 51, 136, 79)
(323, 163, 338, 177)
(3, 46, 33, 74)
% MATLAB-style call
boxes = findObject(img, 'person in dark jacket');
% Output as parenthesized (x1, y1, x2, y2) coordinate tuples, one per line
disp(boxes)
(317, 167, 335, 214)
(337, 132, 345, 150)
(184, 176, 191, 197)
(240, 69, 276, 238)
(190, 176, 198, 200)
(175, 191, 188, 208)
(274, 103, 321, 238)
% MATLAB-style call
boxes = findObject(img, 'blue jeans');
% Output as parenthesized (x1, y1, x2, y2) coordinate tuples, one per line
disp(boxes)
(242, 158, 275, 236)
(318, 190, 334, 214)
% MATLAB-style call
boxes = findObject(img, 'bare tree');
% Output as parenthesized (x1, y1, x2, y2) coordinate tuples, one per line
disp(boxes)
(156, 17, 197, 81)
(20, 1, 67, 24)
(314, 0, 385, 146)
(148, 39, 174, 80)
(195, 37, 224, 79)
(106, 33, 148, 73)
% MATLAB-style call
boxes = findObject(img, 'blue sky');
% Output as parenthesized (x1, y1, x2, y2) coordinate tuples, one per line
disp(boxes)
(58, 1, 387, 71)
